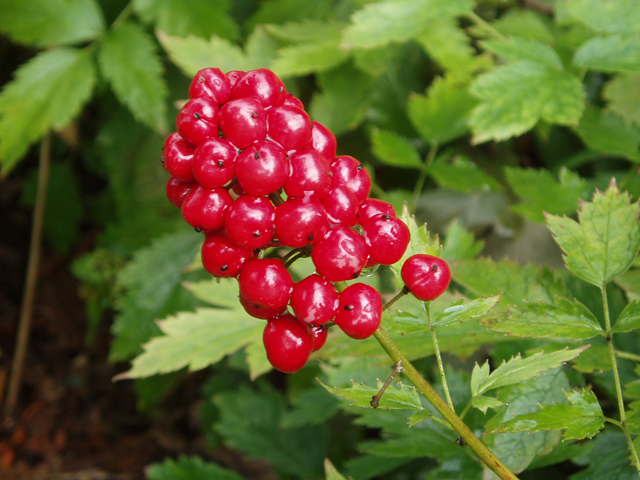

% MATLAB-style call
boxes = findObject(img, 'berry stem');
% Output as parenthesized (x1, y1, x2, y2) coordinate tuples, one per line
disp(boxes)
(382, 285, 410, 312)
(410, 144, 438, 212)
(268, 190, 285, 206)
(370, 361, 403, 408)
(425, 301, 455, 411)
(373, 327, 519, 480)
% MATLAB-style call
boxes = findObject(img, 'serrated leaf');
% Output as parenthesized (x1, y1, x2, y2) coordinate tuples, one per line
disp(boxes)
(479, 9, 554, 42)
(489, 297, 604, 339)
(324, 459, 347, 480)
(408, 76, 477, 147)
(612, 300, 640, 332)
(566, 0, 640, 35)
(247, 0, 333, 31)
(0, 48, 96, 173)
(470, 61, 584, 144)
(491, 389, 604, 440)
(408, 410, 433, 426)
(429, 155, 502, 193)
(472, 395, 506, 414)
(320, 380, 423, 411)
(571, 430, 638, 480)
(471, 360, 490, 396)
(604, 74, 640, 127)
(341, 0, 473, 50)
(98, 22, 167, 132)
(182, 277, 238, 309)
(483, 37, 563, 69)
(265, 20, 344, 43)
(125, 308, 263, 378)
(506, 166, 591, 222)
(381, 310, 428, 334)
(282, 387, 339, 429)
(432, 295, 500, 328)
(574, 36, 640, 73)
(146, 455, 244, 480)
(270, 40, 350, 77)
(370, 128, 423, 168)
(133, 0, 238, 40)
(571, 343, 611, 372)
(0, 0, 104, 47)
(573, 107, 640, 161)
(546, 182, 640, 287)
(442, 220, 485, 261)
(472, 347, 588, 397)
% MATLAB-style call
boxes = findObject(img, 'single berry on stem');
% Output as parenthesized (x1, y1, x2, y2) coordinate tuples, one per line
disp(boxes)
(238, 258, 293, 310)
(363, 215, 411, 265)
(401, 254, 451, 301)
(335, 283, 382, 339)
(263, 314, 314, 373)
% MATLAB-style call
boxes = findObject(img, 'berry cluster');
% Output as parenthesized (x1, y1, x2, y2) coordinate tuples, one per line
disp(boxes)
(161, 67, 444, 374)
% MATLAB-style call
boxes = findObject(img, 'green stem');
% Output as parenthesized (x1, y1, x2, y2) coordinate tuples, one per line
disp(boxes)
(459, 401, 473, 421)
(410, 144, 437, 213)
(605, 417, 623, 428)
(426, 302, 454, 411)
(373, 328, 519, 480)
(382, 286, 410, 312)
(467, 12, 507, 41)
(615, 350, 640, 363)
(112, 2, 134, 28)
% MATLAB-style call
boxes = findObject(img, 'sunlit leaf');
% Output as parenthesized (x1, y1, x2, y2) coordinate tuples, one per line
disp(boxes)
(370, 128, 423, 168)
(321, 380, 423, 410)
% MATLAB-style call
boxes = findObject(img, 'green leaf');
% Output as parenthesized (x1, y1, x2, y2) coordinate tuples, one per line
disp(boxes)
(264, 20, 344, 43)
(321, 380, 423, 411)
(470, 61, 584, 144)
(324, 459, 347, 480)
(244, 338, 272, 380)
(341, 0, 474, 50)
(124, 307, 263, 378)
(146, 455, 244, 480)
(489, 297, 604, 339)
(408, 410, 434, 426)
(612, 300, 640, 332)
(471, 347, 588, 397)
(158, 27, 278, 77)
(506, 166, 591, 222)
(546, 181, 640, 287)
(429, 155, 502, 193)
(442, 220, 485, 261)
(472, 395, 506, 414)
(479, 9, 554, 42)
(566, 0, 640, 35)
(482, 37, 563, 69)
(572, 430, 638, 480)
(408, 76, 477, 147)
(370, 128, 422, 168)
(624, 379, 640, 399)
(573, 107, 640, 161)
(0, 0, 104, 47)
(247, 0, 333, 31)
(604, 74, 640, 127)
(281, 387, 339, 429)
(98, 22, 167, 132)
(310, 62, 374, 135)
(616, 268, 640, 295)
(571, 343, 612, 372)
(381, 310, 428, 334)
(0, 48, 96, 173)
(133, 0, 238, 40)
(574, 35, 640, 73)
(432, 295, 501, 328)
(270, 39, 350, 77)
(491, 389, 604, 440)
(182, 277, 239, 309)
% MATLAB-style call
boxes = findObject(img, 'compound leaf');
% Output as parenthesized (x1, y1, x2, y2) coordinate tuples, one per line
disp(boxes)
(321, 380, 423, 411)
(574, 36, 640, 73)
(370, 128, 422, 168)
(573, 107, 640, 162)
(546, 181, 640, 287)
(612, 300, 640, 333)
(146, 455, 244, 480)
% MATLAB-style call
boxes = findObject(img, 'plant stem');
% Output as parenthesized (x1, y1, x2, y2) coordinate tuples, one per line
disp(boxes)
(373, 327, 519, 480)
(603, 285, 640, 474)
(4, 133, 52, 417)
(371, 361, 403, 408)
(459, 401, 473, 421)
(615, 350, 640, 363)
(467, 12, 507, 41)
(425, 302, 454, 411)
(382, 286, 410, 312)
(112, 2, 134, 28)
(410, 144, 437, 213)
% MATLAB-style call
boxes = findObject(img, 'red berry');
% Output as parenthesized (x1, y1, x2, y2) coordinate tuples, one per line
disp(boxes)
(331, 156, 372, 203)
(165, 177, 194, 208)
(267, 105, 313, 152)
(224, 195, 275, 248)
(263, 313, 313, 373)
(359, 198, 396, 226)
(284, 149, 332, 200)
(311, 121, 337, 163)
(283, 92, 305, 109)
(311, 325, 328, 352)
(192, 137, 237, 188)
(238, 258, 293, 310)
(239, 294, 286, 320)
(321, 184, 359, 226)
(401, 254, 451, 301)
(201, 231, 252, 277)
(220, 98, 267, 149)
(176, 97, 220, 146)
(181, 185, 232, 232)
(231, 68, 286, 108)
(335, 283, 382, 339)
(162, 132, 196, 183)
(226, 70, 245, 87)
(311, 226, 368, 281)
(275, 198, 329, 248)
(189, 67, 231, 104)
(289, 274, 339, 326)
(235, 141, 289, 196)
(363, 215, 410, 265)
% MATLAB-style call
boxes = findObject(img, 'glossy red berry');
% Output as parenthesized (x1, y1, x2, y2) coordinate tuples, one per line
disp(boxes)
(231, 68, 286, 108)
(263, 314, 313, 373)
(225, 70, 245, 87)
(235, 141, 289, 196)
(359, 198, 396, 226)
(363, 215, 410, 265)
(189, 67, 231, 104)
(284, 149, 332, 200)
(311, 121, 337, 164)
(162, 132, 196, 183)
(219, 98, 267, 149)
(192, 137, 237, 188)
(401, 254, 451, 301)
(176, 97, 219, 146)
(310, 325, 328, 352)
(331, 156, 372, 203)
(283, 92, 305, 110)
(311, 226, 368, 282)
(335, 283, 382, 339)
(289, 274, 339, 326)
(275, 198, 329, 248)
(321, 184, 360, 226)
(165, 177, 194, 208)
(224, 195, 275, 248)
(239, 294, 286, 320)
(238, 258, 293, 310)
(267, 105, 313, 152)
(201, 231, 252, 277)
(181, 185, 232, 232)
